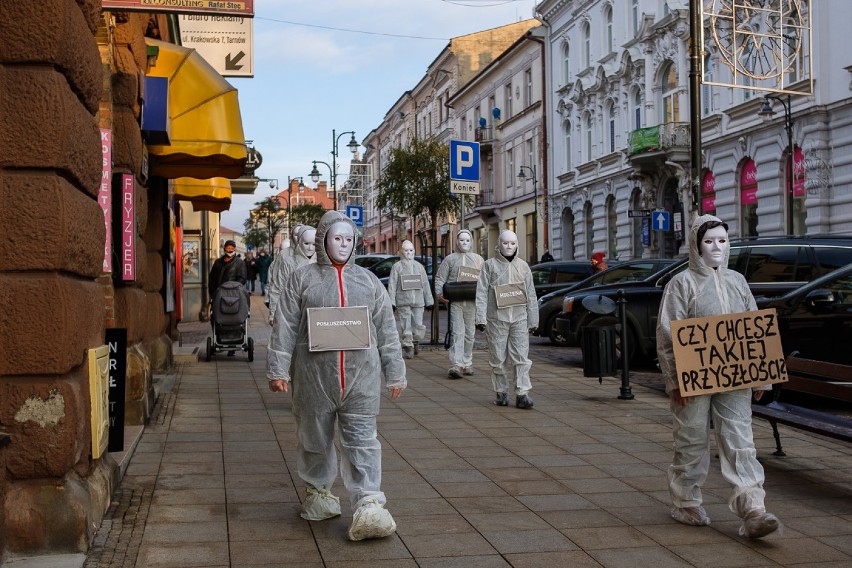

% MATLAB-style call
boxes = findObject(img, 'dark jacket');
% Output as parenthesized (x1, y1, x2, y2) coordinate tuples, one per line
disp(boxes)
(245, 256, 258, 281)
(208, 255, 247, 299)
(255, 253, 272, 281)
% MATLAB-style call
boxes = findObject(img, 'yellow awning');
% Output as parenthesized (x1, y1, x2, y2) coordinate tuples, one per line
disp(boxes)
(145, 39, 247, 179)
(173, 177, 232, 213)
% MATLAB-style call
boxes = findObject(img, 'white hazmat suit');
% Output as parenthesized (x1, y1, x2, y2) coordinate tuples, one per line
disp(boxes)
(387, 240, 433, 359)
(475, 231, 538, 409)
(267, 211, 406, 541)
(434, 230, 484, 378)
(656, 214, 780, 539)
(267, 225, 316, 324)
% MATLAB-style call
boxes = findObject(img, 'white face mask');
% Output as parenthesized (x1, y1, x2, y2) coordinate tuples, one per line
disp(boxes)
(401, 241, 415, 261)
(499, 231, 518, 257)
(326, 222, 355, 264)
(457, 233, 472, 253)
(699, 226, 729, 268)
(299, 229, 316, 257)
(225, 250, 236, 258)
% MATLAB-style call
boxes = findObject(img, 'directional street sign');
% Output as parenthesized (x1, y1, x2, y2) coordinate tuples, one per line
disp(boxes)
(346, 205, 363, 227)
(628, 209, 651, 218)
(653, 210, 671, 231)
(179, 15, 254, 77)
(449, 140, 480, 195)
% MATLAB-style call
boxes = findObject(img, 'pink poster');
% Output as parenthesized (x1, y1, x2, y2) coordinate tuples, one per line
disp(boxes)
(121, 174, 136, 281)
(740, 160, 758, 206)
(100, 129, 112, 273)
(702, 196, 716, 212)
(792, 146, 805, 197)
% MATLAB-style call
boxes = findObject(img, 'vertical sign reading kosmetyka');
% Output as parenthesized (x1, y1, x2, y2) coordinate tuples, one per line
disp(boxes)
(672, 308, 788, 397)
(100, 129, 112, 273)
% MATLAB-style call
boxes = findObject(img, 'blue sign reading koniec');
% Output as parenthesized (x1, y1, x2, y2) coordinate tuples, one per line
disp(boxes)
(346, 205, 363, 227)
(449, 140, 480, 182)
(653, 210, 670, 231)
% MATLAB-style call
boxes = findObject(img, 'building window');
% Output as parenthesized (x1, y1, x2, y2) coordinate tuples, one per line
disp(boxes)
(505, 83, 513, 119)
(584, 201, 594, 257)
(584, 23, 591, 67)
(585, 114, 593, 161)
(506, 147, 515, 189)
(634, 91, 642, 129)
(564, 119, 572, 170)
(630, 187, 644, 258)
(607, 103, 616, 153)
(740, 158, 759, 238)
(606, 195, 617, 258)
(632, 0, 639, 35)
(489, 94, 496, 120)
(506, 218, 516, 233)
(702, 55, 715, 116)
(526, 139, 534, 169)
(661, 62, 679, 123)
(606, 6, 613, 53)
(562, 43, 571, 85)
(524, 68, 533, 108)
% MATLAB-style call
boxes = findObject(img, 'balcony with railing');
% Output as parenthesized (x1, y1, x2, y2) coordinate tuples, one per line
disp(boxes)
(627, 122, 690, 172)
(475, 126, 494, 154)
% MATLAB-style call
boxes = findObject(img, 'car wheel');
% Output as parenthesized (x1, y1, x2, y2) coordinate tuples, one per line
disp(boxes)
(546, 314, 569, 346)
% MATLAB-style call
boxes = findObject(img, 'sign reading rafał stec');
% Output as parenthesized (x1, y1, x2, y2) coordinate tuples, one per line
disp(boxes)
(672, 309, 788, 397)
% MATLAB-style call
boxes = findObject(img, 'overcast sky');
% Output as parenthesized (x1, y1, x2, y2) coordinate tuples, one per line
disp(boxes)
(220, 0, 537, 231)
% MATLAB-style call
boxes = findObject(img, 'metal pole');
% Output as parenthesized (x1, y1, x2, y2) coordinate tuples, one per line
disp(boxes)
(331, 129, 337, 212)
(785, 95, 794, 236)
(689, 0, 702, 218)
(617, 289, 634, 400)
(533, 168, 539, 263)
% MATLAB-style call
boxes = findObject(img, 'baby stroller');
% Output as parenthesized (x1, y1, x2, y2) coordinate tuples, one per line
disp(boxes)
(206, 281, 254, 361)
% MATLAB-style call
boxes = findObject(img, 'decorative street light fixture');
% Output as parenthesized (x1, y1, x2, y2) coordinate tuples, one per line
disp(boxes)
(313, 129, 358, 212)
(517, 165, 539, 263)
(309, 160, 332, 204)
(758, 94, 796, 236)
(263, 177, 303, 253)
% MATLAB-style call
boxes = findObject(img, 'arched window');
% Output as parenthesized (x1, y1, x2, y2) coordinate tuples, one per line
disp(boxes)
(740, 159, 759, 237)
(633, 91, 642, 129)
(584, 201, 595, 257)
(630, 187, 644, 258)
(606, 194, 617, 258)
(562, 43, 571, 85)
(605, 6, 614, 53)
(661, 62, 679, 123)
(583, 22, 591, 68)
(563, 119, 572, 170)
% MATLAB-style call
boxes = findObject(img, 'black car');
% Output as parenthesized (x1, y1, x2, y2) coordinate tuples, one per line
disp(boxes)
(555, 235, 852, 365)
(757, 262, 852, 365)
(354, 254, 395, 270)
(534, 259, 677, 345)
(530, 261, 596, 297)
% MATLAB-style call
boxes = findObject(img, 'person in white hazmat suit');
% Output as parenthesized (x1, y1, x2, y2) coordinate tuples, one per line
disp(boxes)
(267, 211, 406, 541)
(434, 229, 484, 378)
(267, 226, 316, 325)
(475, 230, 538, 409)
(387, 240, 434, 359)
(265, 223, 307, 310)
(656, 214, 780, 539)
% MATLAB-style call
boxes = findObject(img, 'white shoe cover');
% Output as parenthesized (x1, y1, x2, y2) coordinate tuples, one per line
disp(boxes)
(347, 498, 397, 541)
(671, 506, 711, 526)
(739, 509, 780, 539)
(300, 487, 341, 521)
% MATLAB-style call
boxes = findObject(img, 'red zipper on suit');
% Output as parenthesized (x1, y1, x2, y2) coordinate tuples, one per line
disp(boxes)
(335, 265, 346, 393)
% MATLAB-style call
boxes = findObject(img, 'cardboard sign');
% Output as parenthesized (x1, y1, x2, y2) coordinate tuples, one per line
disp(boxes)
(672, 308, 788, 397)
(307, 306, 371, 352)
(457, 266, 481, 282)
(494, 282, 528, 309)
(400, 273, 422, 291)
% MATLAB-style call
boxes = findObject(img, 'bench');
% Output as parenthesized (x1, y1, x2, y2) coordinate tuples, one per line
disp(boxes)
(751, 355, 852, 456)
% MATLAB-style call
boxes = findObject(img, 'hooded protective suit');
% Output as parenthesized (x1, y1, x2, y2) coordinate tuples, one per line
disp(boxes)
(387, 243, 433, 352)
(475, 241, 538, 399)
(433, 230, 484, 374)
(267, 211, 406, 516)
(656, 214, 776, 533)
(267, 225, 316, 324)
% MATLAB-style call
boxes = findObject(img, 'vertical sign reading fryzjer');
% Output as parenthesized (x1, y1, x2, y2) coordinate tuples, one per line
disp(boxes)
(671, 308, 788, 397)
(100, 129, 112, 273)
(121, 174, 135, 281)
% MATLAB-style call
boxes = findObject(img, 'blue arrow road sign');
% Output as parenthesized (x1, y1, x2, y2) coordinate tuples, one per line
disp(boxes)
(346, 205, 363, 227)
(653, 210, 670, 231)
(449, 140, 480, 181)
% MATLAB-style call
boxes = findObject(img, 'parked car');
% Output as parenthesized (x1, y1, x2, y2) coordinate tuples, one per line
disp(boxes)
(534, 259, 677, 345)
(555, 235, 852, 365)
(530, 261, 596, 297)
(354, 254, 395, 270)
(756, 262, 852, 365)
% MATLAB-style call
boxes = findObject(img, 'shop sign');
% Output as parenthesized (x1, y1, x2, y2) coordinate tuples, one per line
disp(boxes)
(102, 0, 254, 17)
(121, 174, 136, 281)
(100, 129, 112, 273)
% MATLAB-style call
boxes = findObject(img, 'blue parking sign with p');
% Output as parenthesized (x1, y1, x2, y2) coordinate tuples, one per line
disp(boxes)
(449, 140, 480, 181)
(346, 205, 363, 227)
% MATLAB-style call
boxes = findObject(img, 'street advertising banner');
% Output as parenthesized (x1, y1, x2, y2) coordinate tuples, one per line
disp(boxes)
(102, 0, 254, 17)
(672, 309, 788, 397)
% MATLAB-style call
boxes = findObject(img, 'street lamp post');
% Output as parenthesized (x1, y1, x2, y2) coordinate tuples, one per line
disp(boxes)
(285, 176, 304, 254)
(517, 165, 539, 263)
(758, 94, 795, 236)
(309, 160, 332, 207)
(322, 129, 358, 212)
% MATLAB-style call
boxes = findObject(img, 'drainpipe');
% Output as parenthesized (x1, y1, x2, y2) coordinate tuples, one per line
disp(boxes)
(526, 28, 549, 252)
